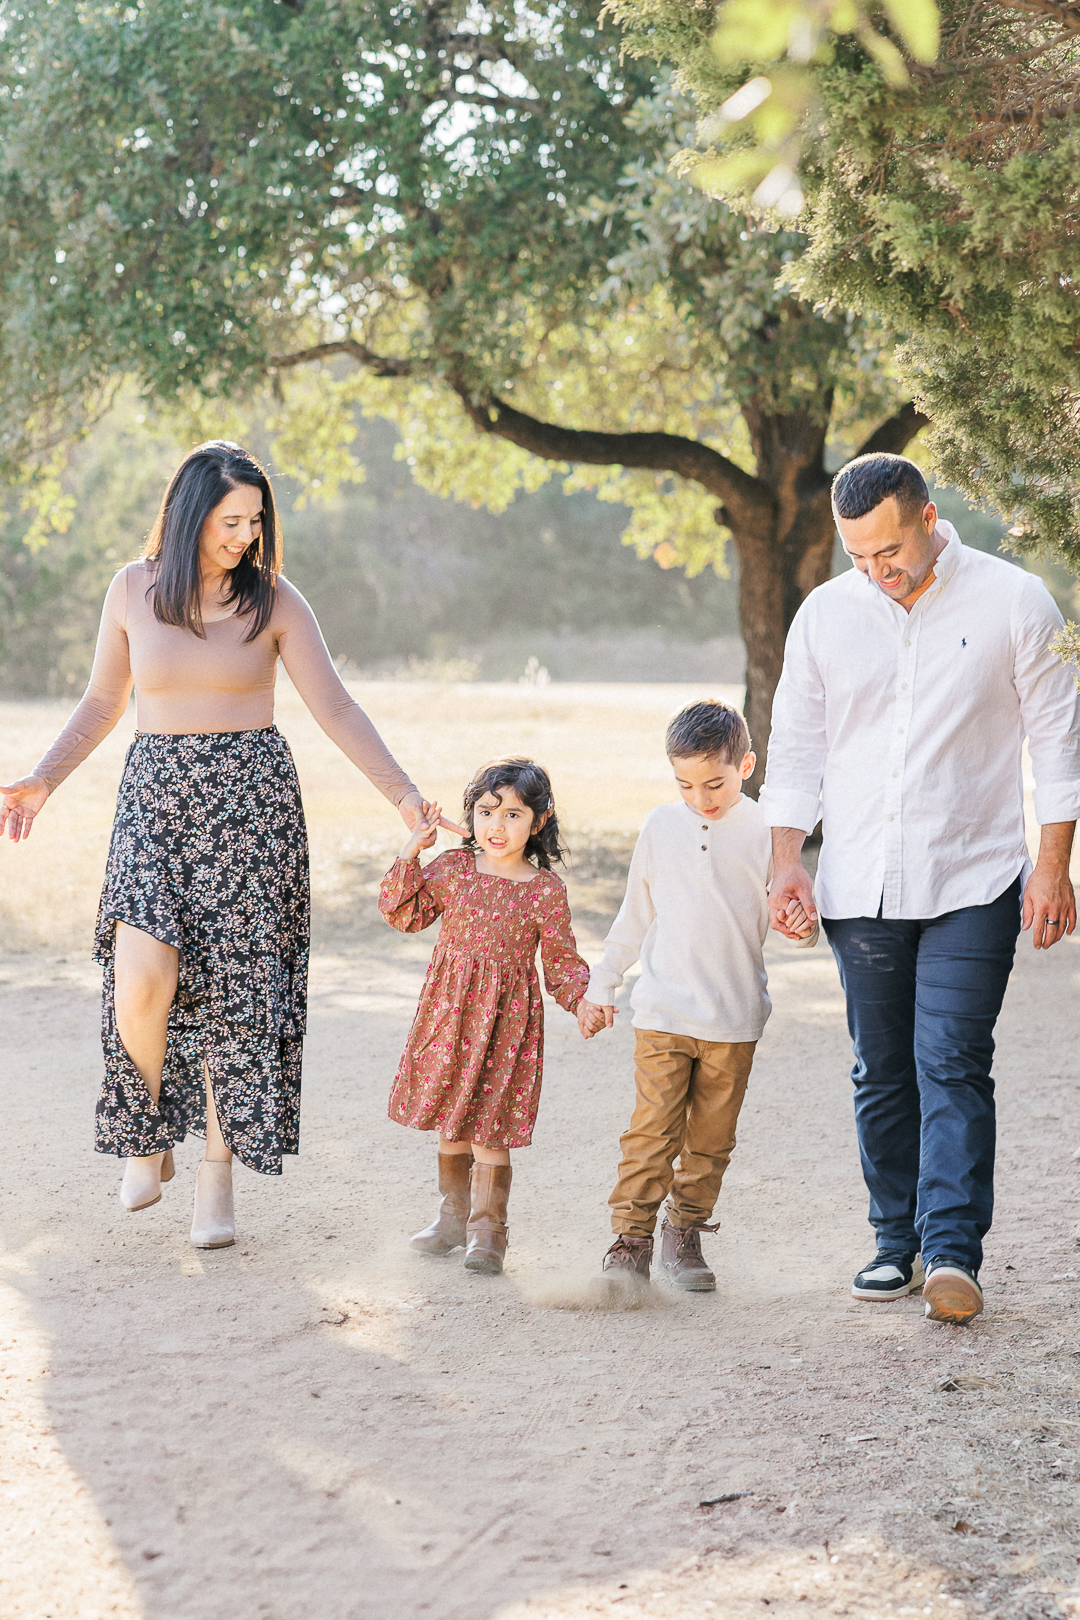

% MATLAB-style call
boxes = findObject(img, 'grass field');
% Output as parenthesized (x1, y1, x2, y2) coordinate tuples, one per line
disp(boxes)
(0, 677, 742, 957)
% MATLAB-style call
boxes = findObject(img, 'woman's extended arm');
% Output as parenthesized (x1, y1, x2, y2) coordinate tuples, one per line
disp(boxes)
(1, 571, 133, 840)
(274, 581, 420, 808)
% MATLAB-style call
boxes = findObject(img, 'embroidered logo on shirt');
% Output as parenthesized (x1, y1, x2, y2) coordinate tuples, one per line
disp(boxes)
(961, 637, 967, 648)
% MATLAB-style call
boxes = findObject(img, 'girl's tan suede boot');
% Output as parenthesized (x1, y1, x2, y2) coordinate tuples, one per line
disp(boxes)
(410, 1153, 473, 1254)
(463, 1163, 512, 1275)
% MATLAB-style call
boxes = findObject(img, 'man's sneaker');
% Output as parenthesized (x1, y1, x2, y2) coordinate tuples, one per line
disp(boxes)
(923, 1261, 983, 1325)
(602, 1234, 653, 1284)
(851, 1252, 923, 1301)
(659, 1217, 717, 1291)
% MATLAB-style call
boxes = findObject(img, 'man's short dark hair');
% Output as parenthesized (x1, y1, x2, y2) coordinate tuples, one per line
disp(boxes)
(666, 699, 750, 764)
(831, 453, 930, 525)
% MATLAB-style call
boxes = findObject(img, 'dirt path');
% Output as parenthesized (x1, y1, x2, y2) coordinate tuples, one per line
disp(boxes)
(2, 686, 1080, 1619)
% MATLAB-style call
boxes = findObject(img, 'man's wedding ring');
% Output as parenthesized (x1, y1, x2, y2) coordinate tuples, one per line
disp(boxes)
(1047, 917, 1060, 925)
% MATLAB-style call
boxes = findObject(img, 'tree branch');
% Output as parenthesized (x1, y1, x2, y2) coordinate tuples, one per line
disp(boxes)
(270, 341, 413, 378)
(1001, 0, 1080, 35)
(855, 402, 930, 459)
(450, 384, 770, 526)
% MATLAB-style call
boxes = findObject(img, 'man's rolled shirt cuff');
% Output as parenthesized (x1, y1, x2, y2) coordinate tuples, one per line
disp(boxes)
(1032, 785, 1080, 825)
(759, 788, 821, 835)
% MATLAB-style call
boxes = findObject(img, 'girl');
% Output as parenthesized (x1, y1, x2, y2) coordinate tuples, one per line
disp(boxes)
(379, 757, 590, 1275)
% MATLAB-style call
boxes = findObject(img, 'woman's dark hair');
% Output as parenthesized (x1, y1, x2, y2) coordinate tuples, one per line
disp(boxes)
(142, 440, 281, 640)
(461, 757, 567, 871)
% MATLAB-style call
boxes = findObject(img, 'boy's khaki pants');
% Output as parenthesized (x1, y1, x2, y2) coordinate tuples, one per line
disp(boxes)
(609, 1028, 756, 1237)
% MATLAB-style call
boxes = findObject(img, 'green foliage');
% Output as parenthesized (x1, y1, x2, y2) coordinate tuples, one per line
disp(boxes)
(609, 0, 939, 218)
(0, 394, 177, 694)
(0, 0, 910, 612)
(606, 0, 1080, 567)
(337, 81, 906, 573)
(0, 0, 651, 468)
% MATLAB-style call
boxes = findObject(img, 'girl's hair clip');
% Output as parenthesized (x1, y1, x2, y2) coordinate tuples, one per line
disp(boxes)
(547, 796, 553, 809)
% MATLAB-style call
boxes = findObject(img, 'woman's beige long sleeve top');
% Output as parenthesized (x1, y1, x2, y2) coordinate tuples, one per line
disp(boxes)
(32, 562, 418, 804)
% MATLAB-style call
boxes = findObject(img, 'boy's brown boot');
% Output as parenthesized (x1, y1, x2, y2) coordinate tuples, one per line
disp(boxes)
(602, 1234, 653, 1283)
(660, 1217, 718, 1291)
(410, 1153, 473, 1254)
(464, 1163, 512, 1274)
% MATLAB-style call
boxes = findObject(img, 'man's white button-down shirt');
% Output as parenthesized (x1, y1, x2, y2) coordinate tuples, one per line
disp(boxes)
(760, 522, 1080, 920)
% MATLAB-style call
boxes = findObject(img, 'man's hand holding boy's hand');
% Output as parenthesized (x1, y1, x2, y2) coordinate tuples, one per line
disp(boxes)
(769, 829, 818, 939)
(577, 998, 616, 1040)
(782, 898, 816, 938)
(400, 803, 441, 863)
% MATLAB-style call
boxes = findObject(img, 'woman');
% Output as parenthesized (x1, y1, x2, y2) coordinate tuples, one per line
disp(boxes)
(1, 440, 453, 1247)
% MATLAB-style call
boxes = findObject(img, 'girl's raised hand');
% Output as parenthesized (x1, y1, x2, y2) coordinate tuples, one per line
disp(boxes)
(400, 802, 442, 863)
(399, 792, 468, 839)
(0, 775, 49, 842)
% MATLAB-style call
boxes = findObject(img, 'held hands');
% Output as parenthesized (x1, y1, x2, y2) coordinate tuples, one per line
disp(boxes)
(768, 863, 818, 940)
(577, 997, 616, 1040)
(398, 791, 467, 840)
(399, 802, 443, 863)
(781, 897, 817, 939)
(0, 775, 49, 842)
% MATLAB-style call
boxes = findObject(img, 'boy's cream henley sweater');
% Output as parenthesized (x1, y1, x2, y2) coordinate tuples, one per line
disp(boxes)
(586, 795, 813, 1044)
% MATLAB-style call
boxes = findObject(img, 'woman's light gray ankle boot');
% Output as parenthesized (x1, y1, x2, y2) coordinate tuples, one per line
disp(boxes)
(120, 1149, 174, 1212)
(190, 1160, 235, 1248)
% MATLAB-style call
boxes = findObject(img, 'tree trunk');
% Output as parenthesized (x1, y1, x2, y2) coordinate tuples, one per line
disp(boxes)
(724, 401, 835, 797)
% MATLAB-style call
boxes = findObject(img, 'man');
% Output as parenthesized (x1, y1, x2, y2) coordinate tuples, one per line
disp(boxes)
(762, 452, 1080, 1325)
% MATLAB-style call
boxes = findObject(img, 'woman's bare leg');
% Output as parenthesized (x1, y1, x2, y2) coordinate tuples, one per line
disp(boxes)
(113, 922, 178, 1108)
(203, 1062, 233, 1163)
(113, 922, 178, 1206)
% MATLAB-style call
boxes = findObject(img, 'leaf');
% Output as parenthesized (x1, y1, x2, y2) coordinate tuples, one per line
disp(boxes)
(711, 0, 802, 66)
(856, 23, 910, 87)
(883, 0, 939, 63)
(686, 150, 774, 197)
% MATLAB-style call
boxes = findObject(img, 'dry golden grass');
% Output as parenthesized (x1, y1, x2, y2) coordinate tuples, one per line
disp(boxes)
(0, 678, 738, 957)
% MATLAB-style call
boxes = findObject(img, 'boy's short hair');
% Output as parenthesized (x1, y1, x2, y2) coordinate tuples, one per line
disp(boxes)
(666, 700, 750, 764)
(831, 452, 929, 525)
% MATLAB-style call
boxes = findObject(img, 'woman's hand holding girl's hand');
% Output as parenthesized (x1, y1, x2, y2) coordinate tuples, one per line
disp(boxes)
(0, 775, 49, 842)
(577, 998, 616, 1040)
(399, 791, 468, 839)
(400, 803, 442, 863)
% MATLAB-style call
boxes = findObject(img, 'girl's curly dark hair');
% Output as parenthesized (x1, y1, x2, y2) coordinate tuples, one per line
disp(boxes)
(461, 757, 567, 872)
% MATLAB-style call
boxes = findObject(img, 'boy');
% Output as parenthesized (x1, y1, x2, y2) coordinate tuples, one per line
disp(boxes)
(579, 699, 815, 1290)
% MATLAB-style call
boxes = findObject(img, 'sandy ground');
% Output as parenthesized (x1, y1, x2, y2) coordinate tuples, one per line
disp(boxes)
(2, 682, 1080, 1620)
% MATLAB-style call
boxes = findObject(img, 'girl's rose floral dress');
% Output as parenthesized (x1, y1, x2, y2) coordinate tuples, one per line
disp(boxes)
(379, 849, 590, 1149)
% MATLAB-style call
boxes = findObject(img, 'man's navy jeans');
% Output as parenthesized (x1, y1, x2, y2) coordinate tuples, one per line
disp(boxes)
(823, 878, 1021, 1275)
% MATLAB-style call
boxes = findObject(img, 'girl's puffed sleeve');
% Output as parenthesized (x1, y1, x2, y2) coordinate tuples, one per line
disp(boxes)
(538, 879, 591, 1013)
(379, 852, 455, 933)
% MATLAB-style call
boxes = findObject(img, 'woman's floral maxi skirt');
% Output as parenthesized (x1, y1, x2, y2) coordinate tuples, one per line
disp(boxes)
(93, 726, 310, 1175)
